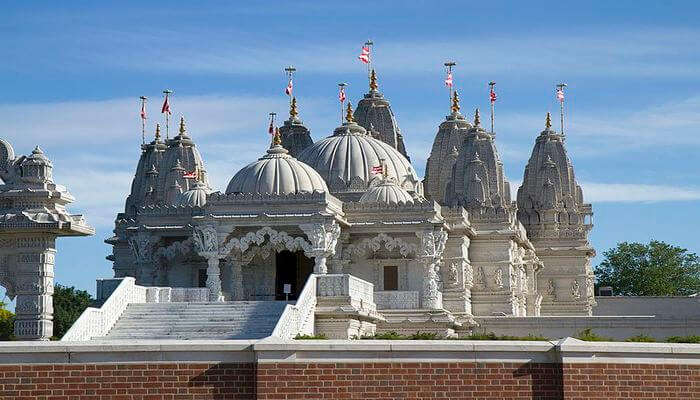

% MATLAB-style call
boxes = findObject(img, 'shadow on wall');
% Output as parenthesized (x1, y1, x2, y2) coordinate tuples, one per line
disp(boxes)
(514, 361, 564, 400)
(190, 363, 255, 400)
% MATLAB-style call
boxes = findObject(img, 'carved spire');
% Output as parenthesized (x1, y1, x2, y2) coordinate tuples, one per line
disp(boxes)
(369, 69, 378, 91)
(272, 127, 282, 146)
(178, 116, 187, 136)
(290, 97, 299, 119)
(451, 90, 460, 113)
(545, 112, 552, 130)
(346, 101, 354, 123)
(155, 123, 162, 141)
(474, 108, 481, 127)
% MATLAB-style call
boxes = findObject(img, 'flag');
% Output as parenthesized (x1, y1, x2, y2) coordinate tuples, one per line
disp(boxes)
(490, 88, 497, 103)
(371, 165, 384, 175)
(339, 86, 346, 103)
(285, 79, 293, 96)
(358, 46, 370, 64)
(556, 88, 565, 102)
(268, 119, 274, 135)
(445, 72, 453, 88)
(182, 170, 197, 179)
(161, 94, 171, 115)
(140, 101, 147, 120)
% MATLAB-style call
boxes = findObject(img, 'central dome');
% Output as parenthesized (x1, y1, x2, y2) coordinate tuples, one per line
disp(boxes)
(226, 144, 328, 195)
(297, 120, 420, 198)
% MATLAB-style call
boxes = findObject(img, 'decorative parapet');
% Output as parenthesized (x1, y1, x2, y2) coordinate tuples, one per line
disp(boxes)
(374, 291, 419, 310)
(271, 274, 317, 339)
(317, 274, 377, 314)
(62, 277, 209, 341)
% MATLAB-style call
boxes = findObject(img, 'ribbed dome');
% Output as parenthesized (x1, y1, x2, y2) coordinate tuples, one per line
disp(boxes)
(176, 181, 210, 207)
(360, 179, 414, 205)
(226, 145, 328, 195)
(297, 121, 420, 195)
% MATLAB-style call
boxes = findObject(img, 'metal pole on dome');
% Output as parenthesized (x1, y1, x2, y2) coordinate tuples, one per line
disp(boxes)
(364, 39, 373, 80)
(444, 61, 456, 111)
(488, 82, 496, 134)
(284, 66, 296, 107)
(338, 82, 347, 124)
(139, 96, 147, 145)
(163, 89, 173, 140)
(557, 83, 567, 138)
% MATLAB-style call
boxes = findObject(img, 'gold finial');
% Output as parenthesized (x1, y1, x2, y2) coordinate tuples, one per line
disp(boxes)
(196, 166, 204, 183)
(474, 108, 481, 126)
(178, 116, 187, 136)
(345, 101, 354, 123)
(273, 127, 282, 146)
(290, 97, 298, 119)
(155, 123, 162, 141)
(369, 69, 378, 91)
(545, 112, 552, 130)
(451, 90, 460, 113)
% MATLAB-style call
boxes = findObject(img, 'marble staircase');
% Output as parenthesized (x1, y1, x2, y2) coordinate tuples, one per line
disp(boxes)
(102, 301, 289, 340)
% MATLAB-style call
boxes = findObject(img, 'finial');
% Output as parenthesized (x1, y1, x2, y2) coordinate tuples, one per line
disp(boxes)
(474, 108, 481, 126)
(178, 116, 187, 136)
(32, 145, 43, 154)
(155, 123, 162, 141)
(345, 101, 354, 123)
(369, 69, 378, 91)
(273, 127, 282, 146)
(451, 91, 460, 113)
(545, 112, 552, 130)
(290, 97, 298, 119)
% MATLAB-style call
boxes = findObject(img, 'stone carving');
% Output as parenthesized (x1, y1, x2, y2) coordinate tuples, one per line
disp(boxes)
(416, 230, 448, 259)
(220, 226, 312, 257)
(346, 232, 417, 258)
(154, 238, 193, 260)
(494, 268, 504, 289)
(448, 262, 459, 284)
(193, 225, 218, 255)
(374, 291, 419, 309)
(128, 232, 158, 263)
(571, 279, 581, 300)
(546, 279, 556, 298)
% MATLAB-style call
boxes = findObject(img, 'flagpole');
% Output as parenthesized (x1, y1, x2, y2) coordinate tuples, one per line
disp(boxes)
(557, 83, 567, 138)
(163, 89, 173, 140)
(338, 82, 347, 124)
(284, 66, 296, 107)
(444, 61, 456, 111)
(139, 96, 147, 145)
(488, 82, 496, 134)
(364, 39, 373, 81)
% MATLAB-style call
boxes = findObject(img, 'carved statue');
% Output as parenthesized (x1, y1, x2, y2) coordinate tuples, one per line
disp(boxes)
(494, 268, 504, 289)
(571, 279, 581, 300)
(193, 225, 219, 255)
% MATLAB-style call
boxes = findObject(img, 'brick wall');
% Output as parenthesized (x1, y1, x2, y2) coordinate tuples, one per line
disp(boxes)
(0, 362, 255, 400)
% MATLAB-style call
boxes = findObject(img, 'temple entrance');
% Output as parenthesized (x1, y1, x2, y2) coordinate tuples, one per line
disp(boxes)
(275, 250, 313, 300)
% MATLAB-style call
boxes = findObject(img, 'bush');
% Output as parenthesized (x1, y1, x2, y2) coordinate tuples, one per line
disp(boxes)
(665, 335, 700, 344)
(625, 334, 656, 342)
(0, 302, 14, 341)
(409, 332, 438, 340)
(461, 332, 549, 341)
(362, 331, 405, 340)
(52, 284, 94, 340)
(294, 334, 327, 340)
(575, 328, 613, 342)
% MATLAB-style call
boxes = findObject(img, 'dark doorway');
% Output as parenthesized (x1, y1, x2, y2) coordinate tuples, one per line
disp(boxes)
(275, 250, 313, 300)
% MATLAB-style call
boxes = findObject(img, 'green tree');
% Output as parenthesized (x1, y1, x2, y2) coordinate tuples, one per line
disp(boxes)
(595, 240, 700, 296)
(52, 284, 94, 340)
(0, 301, 15, 341)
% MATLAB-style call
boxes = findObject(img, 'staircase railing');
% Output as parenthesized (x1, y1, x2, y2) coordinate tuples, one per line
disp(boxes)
(62, 278, 210, 341)
(271, 274, 317, 339)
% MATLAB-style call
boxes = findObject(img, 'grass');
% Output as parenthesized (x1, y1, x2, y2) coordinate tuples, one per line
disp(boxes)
(575, 328, 614, 342)
(665, 335, 700, 344)
(625, 334, 656, 342)
(294, 334, 327, 340)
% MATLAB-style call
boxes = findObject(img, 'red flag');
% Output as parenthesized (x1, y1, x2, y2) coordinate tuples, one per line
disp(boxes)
(268, 120, 274, 135)
(339, 86, 346, 103)
(161, 94, 171, 115)
(182, 170, 197, 179)
(556, 88, 565, 102)
(140, 101, 147, 120)
(371, 165, 384, 175)
(358, 46, 370, 64)
(490, 88, 497, 103)
(285, 79, 293, 96)
(444, 72, 453, 88)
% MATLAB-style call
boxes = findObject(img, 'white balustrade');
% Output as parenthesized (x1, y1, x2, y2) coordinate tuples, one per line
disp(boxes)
(374, 290, 420, 310)
(271, 274, 317, 339)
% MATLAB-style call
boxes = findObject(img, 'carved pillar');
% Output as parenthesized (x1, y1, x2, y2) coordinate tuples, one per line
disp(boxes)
(416, 229, 448, 310)
(301, 221, 341, 275)
(229, 258, 245, 301)
(13, 236, 55, 340)
(193, 225, 224, 302)
(128, 231, 158, 286)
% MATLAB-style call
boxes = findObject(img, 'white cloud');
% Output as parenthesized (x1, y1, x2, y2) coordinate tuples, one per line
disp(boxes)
(581, 182, 700, 203)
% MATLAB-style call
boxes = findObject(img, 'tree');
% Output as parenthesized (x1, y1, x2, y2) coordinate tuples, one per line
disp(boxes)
(52, 284, 94, 340)
(595, 240, 700, 296)
(0, 301, 14, 341)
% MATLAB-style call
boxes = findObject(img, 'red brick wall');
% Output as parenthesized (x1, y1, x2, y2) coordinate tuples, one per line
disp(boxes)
(0, 361, 697, 399)
(0, 362, 255, 400)
(563, 363, 700, 400)
(257, 362, 563, 399)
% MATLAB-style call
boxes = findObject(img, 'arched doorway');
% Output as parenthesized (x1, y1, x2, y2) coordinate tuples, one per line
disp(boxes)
(275, 250, 313, 300)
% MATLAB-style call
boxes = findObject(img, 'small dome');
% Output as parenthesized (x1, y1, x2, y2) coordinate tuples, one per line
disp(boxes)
(176, 181, 210, 207)
(226, 145, 328, 195)
(360, 179, 414, 205)
(297, 120, 419, 195)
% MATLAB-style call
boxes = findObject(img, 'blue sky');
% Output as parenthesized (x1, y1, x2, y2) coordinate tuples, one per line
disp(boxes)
(1, 1, 700, 307)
